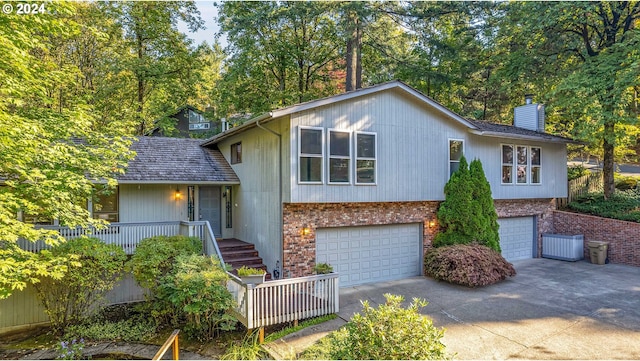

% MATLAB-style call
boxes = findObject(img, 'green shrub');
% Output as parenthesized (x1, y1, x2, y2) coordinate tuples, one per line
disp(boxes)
(615, 175, 639, 190)
(434, 157, 501, 252)
(159, 254, 236, 340)
(424, 244, 516, 287)
(220, 330, 267, 360)
(32, 237, 126, 333)
(65, 317, 156, 342)
(567, 165, 589, 181)
(568, 191, 640, 222)
(324, 294, 448, 360)
(128, 235, 202, 290)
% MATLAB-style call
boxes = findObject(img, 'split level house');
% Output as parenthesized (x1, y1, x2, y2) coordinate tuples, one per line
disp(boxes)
(108, 80, 573, 288)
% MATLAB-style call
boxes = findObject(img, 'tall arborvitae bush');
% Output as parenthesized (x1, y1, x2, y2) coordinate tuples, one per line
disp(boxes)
(469, 159, 501, 251)
(434, 156, 500, 252)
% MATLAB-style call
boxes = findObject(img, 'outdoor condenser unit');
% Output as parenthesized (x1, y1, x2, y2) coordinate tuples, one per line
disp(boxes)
(542, 234, 584, 261)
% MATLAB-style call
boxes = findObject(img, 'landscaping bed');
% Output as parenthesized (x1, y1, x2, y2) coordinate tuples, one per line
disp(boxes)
(568, 190, 640, 223)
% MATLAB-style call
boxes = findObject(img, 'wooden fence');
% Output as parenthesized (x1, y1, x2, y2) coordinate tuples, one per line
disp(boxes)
(557, 171, 603, 208)
(227, 273, 340, 330)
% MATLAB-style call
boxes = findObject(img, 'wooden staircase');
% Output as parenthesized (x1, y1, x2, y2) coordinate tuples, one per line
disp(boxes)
(218, 239, 272, 280)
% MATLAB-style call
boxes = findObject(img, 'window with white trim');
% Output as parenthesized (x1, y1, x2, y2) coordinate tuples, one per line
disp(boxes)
(449, 139, 464, 177)
(355, 132, 376, 184)
(501, 144, 541, 185)
(298, 127, 324, 183)
(502, 145, 514, 184)
(328, 130, 351, 184)
(531, 147, 541, 184)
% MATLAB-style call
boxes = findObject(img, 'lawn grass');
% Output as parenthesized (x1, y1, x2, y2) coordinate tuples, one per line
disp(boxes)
(264, 314, 337, 343)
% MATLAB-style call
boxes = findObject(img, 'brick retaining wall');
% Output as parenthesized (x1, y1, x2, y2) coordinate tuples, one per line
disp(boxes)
(552, 210, 640, 267)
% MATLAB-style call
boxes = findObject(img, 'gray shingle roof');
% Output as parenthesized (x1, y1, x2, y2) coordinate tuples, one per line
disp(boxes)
(119, 137, 239, 183)
(467, 119, 578, 144)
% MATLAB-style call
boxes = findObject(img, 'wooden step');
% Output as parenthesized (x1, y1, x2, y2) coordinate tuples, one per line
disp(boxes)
(217, 238, 272, 281)
(220, 249, 259, 259)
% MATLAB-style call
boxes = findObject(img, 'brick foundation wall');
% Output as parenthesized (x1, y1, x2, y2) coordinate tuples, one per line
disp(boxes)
(282, 199, 556, 278)
(552, 210, 640, 267)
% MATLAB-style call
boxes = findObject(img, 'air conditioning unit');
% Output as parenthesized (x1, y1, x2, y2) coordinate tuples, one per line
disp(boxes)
(542, 234, 584, 261)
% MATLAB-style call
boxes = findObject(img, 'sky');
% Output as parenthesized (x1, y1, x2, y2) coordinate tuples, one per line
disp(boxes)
(177, 1, 224, 47)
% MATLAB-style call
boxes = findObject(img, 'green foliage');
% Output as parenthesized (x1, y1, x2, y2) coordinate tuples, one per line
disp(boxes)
(323, 294, 448, 360)
(568, 191, 640, 223)
(434, 157, 501, 252)
(614, 175, 639, 190)
(0, 1, 134, 299)
(568, 165, 589, 181)
(220, 330, 267, 360)
(236, 265, 266, 276)
(424, 244, 516, 287)
(32, 237, 126, 333)
(313, 263, 334, 274)
(65, 317, 156, 343)
(264, 314, 337, 343)
(159, 254, 236, 340)
(128, 235, 202, 290)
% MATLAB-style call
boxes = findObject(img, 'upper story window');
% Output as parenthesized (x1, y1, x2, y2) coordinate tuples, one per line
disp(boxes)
(231, 142, 242, 164)
(188, 109, 210, 130)
(92, 185, 119, 222)
(299, 127, 324, 183)
(531, 147, 541, 184)
(449, 139, 464, 177)
(328, 130, 351, 184)
(502, 144, 541, 185)
(355, 132, 376, 184)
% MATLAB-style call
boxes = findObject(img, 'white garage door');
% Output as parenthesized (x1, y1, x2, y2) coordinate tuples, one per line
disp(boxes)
(498, 217, 535, 262)
(316, 224, 422, 287)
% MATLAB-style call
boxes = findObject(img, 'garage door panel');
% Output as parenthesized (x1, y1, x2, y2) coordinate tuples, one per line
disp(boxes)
(316, 224, 421, 287)
(498, 217, 534, 262)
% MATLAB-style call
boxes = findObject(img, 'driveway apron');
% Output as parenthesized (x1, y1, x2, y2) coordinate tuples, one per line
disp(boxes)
(338, 258, 640, 360)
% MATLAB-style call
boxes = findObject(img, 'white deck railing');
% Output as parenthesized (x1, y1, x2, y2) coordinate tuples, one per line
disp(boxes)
(20, 221, 225, 264)
(227, 272, 339, 330)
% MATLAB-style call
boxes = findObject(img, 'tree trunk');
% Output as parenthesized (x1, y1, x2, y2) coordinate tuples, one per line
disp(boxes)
(355, 23, 362, 90)
(603, 119, 615, 199)
(345, 11, 357, 91)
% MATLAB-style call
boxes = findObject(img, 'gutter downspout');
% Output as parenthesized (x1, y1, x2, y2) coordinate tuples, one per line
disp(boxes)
(256, 115, 283, 279)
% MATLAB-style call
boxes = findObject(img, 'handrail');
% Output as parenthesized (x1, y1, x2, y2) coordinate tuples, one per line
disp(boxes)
(202, 220, 225, 267)
(153, 329, 180, 360)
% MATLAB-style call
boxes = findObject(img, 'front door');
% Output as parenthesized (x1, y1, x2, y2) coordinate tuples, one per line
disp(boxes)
(199, 186, 222, 237)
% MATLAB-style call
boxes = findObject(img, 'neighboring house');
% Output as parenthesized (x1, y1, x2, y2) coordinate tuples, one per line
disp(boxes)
(150, 105, 215, 138)
(119, 81, 573, 288)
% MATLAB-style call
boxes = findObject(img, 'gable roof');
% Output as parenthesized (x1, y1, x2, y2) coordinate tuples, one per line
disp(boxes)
(119, 137, 239, 184)
(201, 80, 575, 146)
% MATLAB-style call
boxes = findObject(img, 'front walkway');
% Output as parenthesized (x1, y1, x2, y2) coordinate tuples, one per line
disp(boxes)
(268, 258, 640, 359)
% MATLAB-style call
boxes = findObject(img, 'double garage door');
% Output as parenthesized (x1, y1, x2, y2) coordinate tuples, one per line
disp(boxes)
(316, 224, 422, 287)
(498, 216, 535, 262)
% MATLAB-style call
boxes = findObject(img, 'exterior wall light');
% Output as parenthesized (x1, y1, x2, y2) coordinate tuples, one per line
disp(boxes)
(301, 226, 312, 236)
(175, 188, 182, 200)
(428, 220, 437, 228)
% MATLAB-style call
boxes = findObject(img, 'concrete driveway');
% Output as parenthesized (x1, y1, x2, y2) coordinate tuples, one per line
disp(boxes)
(338, 259, 640, 360)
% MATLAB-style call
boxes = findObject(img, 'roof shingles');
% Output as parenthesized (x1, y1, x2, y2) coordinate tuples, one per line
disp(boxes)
(119, 137, 239, 183)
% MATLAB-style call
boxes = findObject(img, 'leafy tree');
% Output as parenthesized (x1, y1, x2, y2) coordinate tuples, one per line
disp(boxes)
(0, 2, 134, 299)
(434, 157, 501, 252)
(32, 237, 127, 333)
(326, 294, 448, 360)
(496, 1, 640, 199)
(102, 1, 205, 135)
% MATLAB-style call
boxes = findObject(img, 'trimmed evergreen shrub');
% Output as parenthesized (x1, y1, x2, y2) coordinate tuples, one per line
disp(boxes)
(424, 244, 516, 287)
(434, 156, 501, 252)
(469, 159, 501, 252)
(324, 294, 448, 360)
